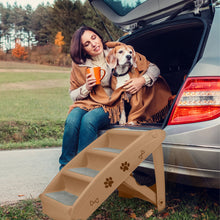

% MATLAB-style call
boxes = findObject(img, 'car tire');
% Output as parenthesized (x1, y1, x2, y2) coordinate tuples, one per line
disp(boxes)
(133, 170, 155, 187)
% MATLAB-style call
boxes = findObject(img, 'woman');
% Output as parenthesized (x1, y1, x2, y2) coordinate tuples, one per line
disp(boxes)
(59, 26, 112, 170)
(59, 26, 170, 170)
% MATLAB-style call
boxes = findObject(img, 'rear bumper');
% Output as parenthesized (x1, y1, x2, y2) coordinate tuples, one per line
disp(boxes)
(139, 143, 220, 188)
(139, 118, 220, 188)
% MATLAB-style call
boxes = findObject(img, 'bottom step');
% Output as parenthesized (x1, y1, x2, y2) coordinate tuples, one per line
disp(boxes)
(46, 191, 78, 206)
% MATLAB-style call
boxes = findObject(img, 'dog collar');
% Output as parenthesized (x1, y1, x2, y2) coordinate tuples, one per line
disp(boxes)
(112, 67, 131, 77)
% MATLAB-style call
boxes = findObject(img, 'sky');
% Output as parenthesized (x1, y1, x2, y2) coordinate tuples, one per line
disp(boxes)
(0, 0, 55, 9)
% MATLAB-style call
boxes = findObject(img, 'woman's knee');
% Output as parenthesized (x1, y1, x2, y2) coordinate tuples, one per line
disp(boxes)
(80, 113, 97, 130)
(80, 108, 110, 131)
(65, 108, 86, 131)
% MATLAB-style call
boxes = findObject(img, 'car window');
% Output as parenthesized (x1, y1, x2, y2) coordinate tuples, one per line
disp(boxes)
(103, 0, 147, 16)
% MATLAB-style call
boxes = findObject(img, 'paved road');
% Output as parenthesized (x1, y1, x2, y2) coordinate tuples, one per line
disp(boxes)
(0, 147, 61, 205)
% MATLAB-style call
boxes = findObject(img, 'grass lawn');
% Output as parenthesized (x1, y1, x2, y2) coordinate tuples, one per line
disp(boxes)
(0, 71, 69, 84)
(0, 61, 72, 149)
(0, 60, 71, 70)
(0, 87, 70, 121)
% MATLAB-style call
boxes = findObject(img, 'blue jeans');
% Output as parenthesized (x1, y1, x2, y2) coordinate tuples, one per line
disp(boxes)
(59, 107, 110, 170)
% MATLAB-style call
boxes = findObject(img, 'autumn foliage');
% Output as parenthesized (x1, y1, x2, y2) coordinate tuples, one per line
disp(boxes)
(55, 32, 65, 52)
(12, 43, 28, 60)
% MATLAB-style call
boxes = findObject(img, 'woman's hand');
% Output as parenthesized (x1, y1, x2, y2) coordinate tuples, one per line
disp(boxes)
(86, 73, 97, 91)
(123, 77, 146, 94)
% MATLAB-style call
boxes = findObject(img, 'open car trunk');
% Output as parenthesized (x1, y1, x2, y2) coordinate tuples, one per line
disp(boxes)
(106, 17, 206, 129)
(120, 18, 206, 96)
(100, 18, 206, 133)
(91, 0, 212, 130)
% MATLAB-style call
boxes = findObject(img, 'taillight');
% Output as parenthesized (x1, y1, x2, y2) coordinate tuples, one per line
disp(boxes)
(168, 77, 220, 125)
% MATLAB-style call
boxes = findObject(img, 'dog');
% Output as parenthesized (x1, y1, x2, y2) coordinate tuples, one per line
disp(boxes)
(106, 44, 137, 125)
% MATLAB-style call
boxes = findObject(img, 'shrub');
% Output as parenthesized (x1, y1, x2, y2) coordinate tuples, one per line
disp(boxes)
(12, 43, 28, 60)
(27, 44, 72, 66)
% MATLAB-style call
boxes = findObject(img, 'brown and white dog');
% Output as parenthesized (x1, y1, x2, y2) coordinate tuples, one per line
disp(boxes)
(106, 44, 137, 125)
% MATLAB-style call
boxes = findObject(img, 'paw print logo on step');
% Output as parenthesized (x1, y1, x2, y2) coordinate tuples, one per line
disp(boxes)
(120, 161, 130, 172)
(104, 177, 114, 188)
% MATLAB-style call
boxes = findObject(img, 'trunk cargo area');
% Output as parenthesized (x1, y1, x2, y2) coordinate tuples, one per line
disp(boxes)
(121, 18, 205, 95)
(100, 17, 206, 133)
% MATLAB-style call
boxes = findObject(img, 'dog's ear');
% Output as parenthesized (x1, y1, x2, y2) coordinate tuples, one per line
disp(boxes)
(106, 48, 117, 68)
(128, 45, 137, 68)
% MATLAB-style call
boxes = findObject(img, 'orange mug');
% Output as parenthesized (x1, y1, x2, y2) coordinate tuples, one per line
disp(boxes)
(86, 67, 106, 85)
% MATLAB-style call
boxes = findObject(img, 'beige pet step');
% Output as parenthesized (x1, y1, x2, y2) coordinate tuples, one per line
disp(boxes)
(40, 128, 166, 220)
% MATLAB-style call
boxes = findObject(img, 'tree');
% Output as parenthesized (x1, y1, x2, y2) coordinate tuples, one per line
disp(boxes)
(0, 0, 123, 57)
(0, 4, 12, 51)
(55, 31, 65, 52)
(49, 0, 122, 53)
(0, 3, 35, 50)
(8, 3, 25, 40)
(12, 42, 28, 60)
(50, 0, 84, 53)
(31, 4, 52, 46)
(23, 4, 34, 47)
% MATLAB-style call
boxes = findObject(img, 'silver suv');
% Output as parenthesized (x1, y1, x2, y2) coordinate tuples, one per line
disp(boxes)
(91, 0, 220, 189)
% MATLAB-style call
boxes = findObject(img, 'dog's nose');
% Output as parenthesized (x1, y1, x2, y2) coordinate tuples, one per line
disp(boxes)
(126, 55, 131, 60)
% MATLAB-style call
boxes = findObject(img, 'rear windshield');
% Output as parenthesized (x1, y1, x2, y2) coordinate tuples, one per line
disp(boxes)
(103, 0, 147, 16)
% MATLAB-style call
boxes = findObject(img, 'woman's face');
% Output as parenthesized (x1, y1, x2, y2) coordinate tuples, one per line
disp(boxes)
(81, 30, 103, 57)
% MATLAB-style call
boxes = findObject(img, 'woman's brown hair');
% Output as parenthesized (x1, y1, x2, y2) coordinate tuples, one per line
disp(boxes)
(70, 26, 105, 64)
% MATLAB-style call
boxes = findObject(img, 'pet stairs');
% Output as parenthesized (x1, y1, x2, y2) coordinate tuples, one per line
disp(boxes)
(40, 128, 166, 220)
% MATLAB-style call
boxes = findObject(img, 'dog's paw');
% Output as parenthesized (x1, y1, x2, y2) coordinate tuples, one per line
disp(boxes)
(119, 110, 127, 125)
(127, 121, 138, 126)
(119, 118, 126, 125)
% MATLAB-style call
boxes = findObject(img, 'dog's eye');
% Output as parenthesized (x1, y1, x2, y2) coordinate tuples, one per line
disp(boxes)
(129, 51, 132, 54)
(118, 50, 123, 54)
